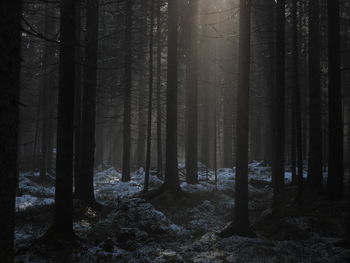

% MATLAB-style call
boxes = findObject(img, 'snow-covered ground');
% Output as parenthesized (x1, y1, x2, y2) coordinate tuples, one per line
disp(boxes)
(16, 161, 307, 211)
(15, 161, 350, 262)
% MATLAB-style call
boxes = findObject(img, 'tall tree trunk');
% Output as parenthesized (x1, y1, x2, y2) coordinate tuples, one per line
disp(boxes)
(53, 0, 77, 240)
(307, 0, 323, 192)
(219, 0, 254, 237)
(136, 72, 146, 168)
(223, 85, 233, 168)
(33, 89, 41, 170)
(122, 0, 132, 182)
(144, 0, 155, 191)
(40, 5, 56, 180)
(162, 0, 180, 193)
(75, 0, 99, 205)
(264, 0, 275, 166)
(156, 0, 163, 178)
(74, 0, 83, 192)
(292, 0, 304, 201)
(0, 1, 21, 261)
(327, 0, 344, 199)
(272, 0, 285, 215)
(185, 0, 199, 184)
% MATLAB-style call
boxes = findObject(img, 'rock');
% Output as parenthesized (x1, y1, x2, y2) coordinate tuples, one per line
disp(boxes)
(155, 250, 185, 263)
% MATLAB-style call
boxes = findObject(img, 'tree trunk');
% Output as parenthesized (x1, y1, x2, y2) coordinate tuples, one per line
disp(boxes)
(272, 0, 285, 215)
(223, 85, 233, 168)
(40, 5, 56, 180)
(185, 0, 199, 184)
(162, 0, 180, 193)
(0, 1, 21, 261)
(307, 0, 323, 193)
(156, 0, 163, 178)
(75, 0, 99, 205)
(292, 0, 304, 201)
(74, 0, 83, 192)
(327, 0, 344, 199)
(144, 0, 155, 191)
(219, 0, 254, 238)
(53, 0, 77, 240)
(122, 0, 133, 182)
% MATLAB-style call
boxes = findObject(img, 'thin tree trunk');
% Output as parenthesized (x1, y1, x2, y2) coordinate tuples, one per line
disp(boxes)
(144, 0, 155, 191)
(122, 0, 133, 182)
(223, 84, 233, 168)
(40, 5, 56, 180)
(185, 0, 199, 184)
(156, 0, 163, 178)
(292, 0, 303, 201)
(74, 0, 83, 192)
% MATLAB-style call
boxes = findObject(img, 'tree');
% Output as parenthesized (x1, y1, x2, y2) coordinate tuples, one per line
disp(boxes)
(327, 0, 344, 200)
(156, 0, 163, 178)
(185, 0, 199, 184)
(74, 0, 83, 193)
(122, 0, 133, 182)
(161, 0, 181, 193)
(307, 0, 323, 193)
(272, 0, 285, 215)
(52, 0, 77, 240)
(0, 1, 21, 261)
(144, 0, 155, 191)
(219, 0, 254, 237)
(40, 5, 56, 180)
(291, 0, 303, 201)
(75, 0, 99, 206)
(223, 87, 233, 168)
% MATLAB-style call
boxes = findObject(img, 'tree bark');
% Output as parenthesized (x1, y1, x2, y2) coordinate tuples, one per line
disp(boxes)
(185, 0, 199, 184)
(0, 1, 21, 261)
(272, 0, 285, 215)
(144, 0, 155, 191)
(156, 0, 163, 178)
(122, 0, 133, 182)
(40, 5, 56, 180)
(75, 0, 99, 205)
(53, 0, 77, 240)
(219, 0, 254, 237)
(292, 0, 304, 201)
(327, 0, 344, 200)
(307, 0, 323, 193)
(162, 0, 180, 193)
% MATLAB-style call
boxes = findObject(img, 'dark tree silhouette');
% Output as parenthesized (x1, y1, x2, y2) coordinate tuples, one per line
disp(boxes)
(185, 0, 199, 184)
(291, 0, 303, 201)
(161, 0, 181, 193)
(122, 0, 133, 182)
(219, 0, 254, 237)
(327, 0, 344, 200)
(144, 0, 155, 191)
(307, 0, 323, 193)
(75, 0, 99, 205)
(272, 0, 285, 215)
(53, 0, 77, 240)
(0, 1, 21, 261)
(156, 0, 163, 179)
(40, 5, 56, 180)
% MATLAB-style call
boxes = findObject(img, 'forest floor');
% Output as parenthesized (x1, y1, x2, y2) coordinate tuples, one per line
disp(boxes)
(15, 162, 350, 263)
